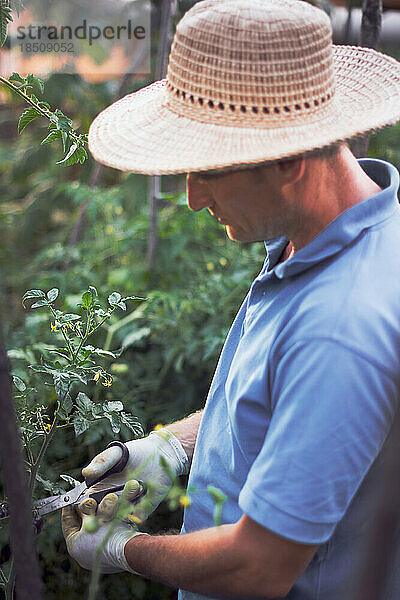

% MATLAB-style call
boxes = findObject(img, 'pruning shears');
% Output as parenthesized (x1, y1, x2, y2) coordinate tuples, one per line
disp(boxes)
(0, 441, 146, 521)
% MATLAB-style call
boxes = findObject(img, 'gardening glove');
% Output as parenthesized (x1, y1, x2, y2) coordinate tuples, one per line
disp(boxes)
(62, 480, 148, 573)
(82, 429, 189, 523)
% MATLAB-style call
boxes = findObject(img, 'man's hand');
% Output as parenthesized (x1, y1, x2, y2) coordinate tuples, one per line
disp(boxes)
(62, 481, 147, 573)
(82, 429, 189, 523)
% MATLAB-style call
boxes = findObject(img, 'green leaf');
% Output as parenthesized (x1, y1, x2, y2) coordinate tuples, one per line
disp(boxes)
(67, 371, 88, 386)
(53, 372, 70, 401)
(12, 375, 26, 392)
(11, 1, 24, 18)
(105, 412, 121, 434)
(26, 73, 44, 95)
(47, 348, 70, 359)
(61, 131, 68, 152)
(18, 107, 42, 134)
(73, 414, 89, 436)
(36, 474, 63, 495)
(82, 345, 120, 359)
(41, 130, 62, 145)
(108, 292, 122, 306)
(104, 400, 123, 412)
(81, 290, 92, 308)
(121, 327, 151, 349)
(9, 72, 25, 84)
(56, 143, 77, 165)
(76, 391, 93, 414)
(94, 309, 110, 320)
(22, 289, 45, 307)
(120, 412, 143, 436)
(30, 299, 48, 309)
(60, 474, 81, 488)
(8, 348, 35, 362)
(0, 2, 13, 47)
(91, 403, 103, 417)
(38, 101, 51, 110)
(77, 359, 95, 367)
(60, 393, 73, 417)
(121, 295, 147, 302)
(29, 364, 52, 375)
(52, 109, 73, 132)
(73, 146, 88, 165)
(60, 313, 81, 323)
(47, 287, 59, 302)
(89, 286, 98, 301)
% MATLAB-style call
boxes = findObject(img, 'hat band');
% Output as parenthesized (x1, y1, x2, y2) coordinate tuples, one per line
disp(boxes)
(163, 79, 336, 129)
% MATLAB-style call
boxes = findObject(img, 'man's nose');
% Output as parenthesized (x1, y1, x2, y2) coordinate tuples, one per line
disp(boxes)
(186, 174, 213, 211)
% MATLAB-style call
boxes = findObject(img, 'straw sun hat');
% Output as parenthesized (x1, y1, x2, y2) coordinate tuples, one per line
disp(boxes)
(88, 0, 400, 175)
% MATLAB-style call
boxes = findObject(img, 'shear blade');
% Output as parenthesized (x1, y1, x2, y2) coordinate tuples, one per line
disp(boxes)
(34, 481, 88, 516)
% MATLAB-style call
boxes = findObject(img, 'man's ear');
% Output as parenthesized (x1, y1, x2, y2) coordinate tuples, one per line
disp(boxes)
(277, 157, 306, 185)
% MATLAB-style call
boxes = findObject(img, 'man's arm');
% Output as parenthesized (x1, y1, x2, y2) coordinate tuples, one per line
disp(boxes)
(164, 410, 203, 462)
(125, 514, 318, 599)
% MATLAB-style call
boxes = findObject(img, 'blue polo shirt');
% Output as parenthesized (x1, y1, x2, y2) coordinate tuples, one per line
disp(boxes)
(180, 159, 400, 600)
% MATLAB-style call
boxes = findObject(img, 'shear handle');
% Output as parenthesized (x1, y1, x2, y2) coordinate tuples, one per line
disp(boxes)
(84, 441, 129, 488)
(88, 481, 146, 505)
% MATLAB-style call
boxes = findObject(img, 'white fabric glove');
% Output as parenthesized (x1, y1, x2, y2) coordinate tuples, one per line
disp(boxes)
(82, 429, 189, 523)
(62, 481, 148, 573)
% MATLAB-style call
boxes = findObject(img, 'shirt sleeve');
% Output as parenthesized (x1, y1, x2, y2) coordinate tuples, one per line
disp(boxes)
(238, 338, 398, 544)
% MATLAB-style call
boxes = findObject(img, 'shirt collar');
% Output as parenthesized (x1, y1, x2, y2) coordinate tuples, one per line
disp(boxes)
(263, 159, 400, 280)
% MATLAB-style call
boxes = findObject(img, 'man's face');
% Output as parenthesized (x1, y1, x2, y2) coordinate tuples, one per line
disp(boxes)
(186, 166, 292, 243)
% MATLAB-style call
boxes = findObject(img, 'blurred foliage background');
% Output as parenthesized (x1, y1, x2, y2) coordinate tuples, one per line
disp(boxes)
(0, 0, 399, 598)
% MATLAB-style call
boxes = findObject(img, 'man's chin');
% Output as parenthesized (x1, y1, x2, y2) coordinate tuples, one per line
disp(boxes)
(225, 225, 241, 242)
(225, 225, 262, 243)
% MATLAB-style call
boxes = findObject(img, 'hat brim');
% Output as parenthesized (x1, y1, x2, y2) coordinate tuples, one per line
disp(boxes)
(88, 46, 400, 175)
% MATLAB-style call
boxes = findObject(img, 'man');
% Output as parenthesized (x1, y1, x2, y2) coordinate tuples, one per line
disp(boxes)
(62, 0, 400, 598)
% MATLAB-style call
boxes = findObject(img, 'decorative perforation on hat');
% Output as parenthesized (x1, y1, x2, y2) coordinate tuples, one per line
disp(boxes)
(164, 0, 336, 126)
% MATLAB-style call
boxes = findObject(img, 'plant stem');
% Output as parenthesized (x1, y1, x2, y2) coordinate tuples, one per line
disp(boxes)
(49, 305, 75, 360)
(0, 566, 6, 584)
(29, 395, 65, 492)
(0, 76, 82, 146)
(103, 306, 145, 353)
(3, 558, 15, 600)
(87, 493, 134, 600)
(23, 432, 35, 468)
(0, 76, 50, 118)
(88, 307, 116, 338)
(72, 308, 91, 365)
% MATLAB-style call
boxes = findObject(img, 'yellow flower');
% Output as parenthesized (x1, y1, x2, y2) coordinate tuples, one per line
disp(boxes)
(50, 322, 57, 332)
(179, 495, 191, 507)
(206, 262, 214, 271)
(106, 225, 114, 234)
(219, 257, 227, 266)
(43, 423, 51, 434)
(153, 423, 164, 431)
(101, 375, 113, 387)
(93, 372, 101, 382)
(128, 515, 142, 525)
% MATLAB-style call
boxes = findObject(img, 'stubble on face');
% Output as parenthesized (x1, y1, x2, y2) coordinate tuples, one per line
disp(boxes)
(187, 165, 298, 244)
